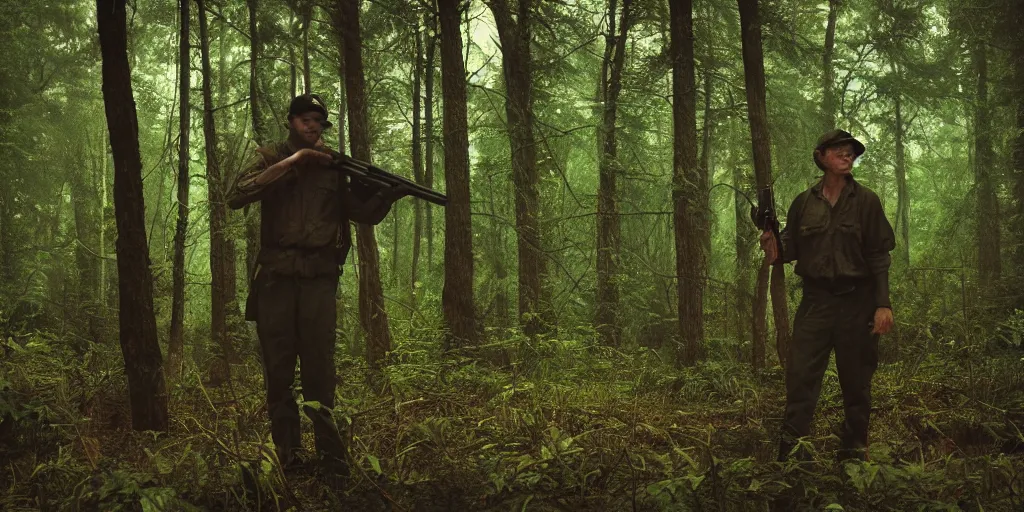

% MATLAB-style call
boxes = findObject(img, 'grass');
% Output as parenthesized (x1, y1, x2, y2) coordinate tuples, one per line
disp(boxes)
(0, 326, 1022, 511)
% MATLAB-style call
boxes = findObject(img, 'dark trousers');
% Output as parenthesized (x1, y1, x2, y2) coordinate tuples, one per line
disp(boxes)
(779, 282, 879, 461)
(254, 272, 345, 466)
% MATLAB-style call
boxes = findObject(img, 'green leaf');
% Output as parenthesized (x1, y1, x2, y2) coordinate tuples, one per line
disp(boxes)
(367, 454, 382, 475)
(825, 504, 845, 511)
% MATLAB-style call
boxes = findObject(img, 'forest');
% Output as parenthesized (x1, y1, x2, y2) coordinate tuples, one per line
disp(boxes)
(0, 0, 1022, 509)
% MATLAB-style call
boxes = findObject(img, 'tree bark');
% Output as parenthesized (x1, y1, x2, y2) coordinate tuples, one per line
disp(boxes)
(595, 0, 632, 347)
(411, 22, 424, 312)
(330, 4, 350, 336)
(822, 0, 839, 130)
(670, 0, 704, 366)
(733, 161, 754, 355)
(96, 0, 168, 432)
(425, 15, 437, 275)
(168, 0, 191, 381)
(245, 0, 263, 286)
(487, 0, 546, 337)
(737, 0, 789, 370)
(339, 0, 394, 367)
(894, 92, 910, 269)
(301, 0, 311, 94)
(1013, 0, 1024, 308)
(198, 0, 233, 383)
(438, 0, 478, 347)
(972, 40, 1001, 290)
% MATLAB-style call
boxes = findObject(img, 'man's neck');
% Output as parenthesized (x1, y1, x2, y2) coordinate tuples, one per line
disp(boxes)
(822, 172, 847, 192)
(287, 134, 316, 150)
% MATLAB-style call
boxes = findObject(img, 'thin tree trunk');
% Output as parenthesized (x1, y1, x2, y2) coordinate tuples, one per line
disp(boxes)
(302, 1, 311, 94)
(488, 0, 546, 337)
(733, 161, 753, 356)
(822, 0, 839, 130)
(198, 0, 233, 383)
(71, 143, 102, 341)
(96, 0, 168, 432)
(425, 15, 436, 273)
(670, 0, 704, 366)
(245, 0, 263, 285)
(339, 0, 394, 368)
(894, 92, 910, 269)
(438, 0, 478, 346)
(973, 40, 1001, 290)
(1013, 0, 1024, 308)
(289, 10, 297, 98)
(331, 4, 349, 336)
(595, 0, 632, 347)
(411, 23, 423, 313)
(168, 0, 191, 381)
(737, 0, 789, 370)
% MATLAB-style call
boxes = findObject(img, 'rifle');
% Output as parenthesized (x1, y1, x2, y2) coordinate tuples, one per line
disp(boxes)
(750, 186, 783, 262)
(328, 151, 448, 207)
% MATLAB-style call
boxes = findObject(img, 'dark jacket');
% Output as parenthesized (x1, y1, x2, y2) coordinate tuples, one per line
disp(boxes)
(779, 176, 896, 308)
(227, 140, 392, 277)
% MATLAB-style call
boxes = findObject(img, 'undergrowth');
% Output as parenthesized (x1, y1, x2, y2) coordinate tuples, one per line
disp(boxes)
(0, 328, 1021, 511)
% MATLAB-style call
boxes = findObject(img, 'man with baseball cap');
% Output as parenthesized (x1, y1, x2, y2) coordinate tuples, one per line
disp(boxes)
(227, 93, 408, 484)
(760, 129, 895, 462)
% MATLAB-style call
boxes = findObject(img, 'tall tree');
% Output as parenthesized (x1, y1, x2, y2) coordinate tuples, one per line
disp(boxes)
(595, 0, 632, 346)
(96, 0, 168, 431)
(245, 0, 264, 285)
(424, 17, 437, 271)
(972, 37, 1001, 290)
(411, 21, 424, 312)
(1012, 0, 1024, 307)
(822, 0, 840, 130)
(670, 0, 704, 365)
(438, 0, 478, 346)
(487, 0, 547, 337)
(168, 0, 191, 380)
(893, 88, 910, 269)
(737, 0, 790, 369)
(338, 0, 394, 367)
(197, 0, 233, 383)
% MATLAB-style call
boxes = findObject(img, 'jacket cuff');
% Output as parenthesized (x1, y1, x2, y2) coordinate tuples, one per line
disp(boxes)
(874, 271, 891, 309)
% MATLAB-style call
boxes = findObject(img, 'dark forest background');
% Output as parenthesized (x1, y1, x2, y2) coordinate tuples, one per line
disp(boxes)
(0, 0, 1022, 509)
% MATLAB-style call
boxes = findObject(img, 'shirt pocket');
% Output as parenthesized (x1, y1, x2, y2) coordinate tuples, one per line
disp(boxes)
(837, 221, 862, 242)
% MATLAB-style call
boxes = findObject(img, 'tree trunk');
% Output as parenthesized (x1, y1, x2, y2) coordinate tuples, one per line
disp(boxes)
(670, 0, 704, 366)
(733, 161, 754, 355)
(822, 0, 839, 130)
(301, 1, 311, 94)
(71, 144, 102, 341)
(488, 0, 546, 337)
(168, 0, 191, 381)
(972, 41, 1001, 291)
(438, 0, 478, 347)
(425, 15, 437, 274)
(330, 4, 349, 337)
(894, 92, 910, 269)
(245, 0, 263, 286)
(737, 0, 789, 370)
(1013, 0, 1024, 308)
(198, 0, 233, 383)
(339, 0, 394, 368)
(96, 0, 168, 432)
(595, 0, 632, 347)
(411, 23, 423, 312)
(289, 10, 297, 98)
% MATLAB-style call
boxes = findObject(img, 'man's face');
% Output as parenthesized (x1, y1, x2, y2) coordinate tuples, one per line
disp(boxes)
(820, 143, 856, 175)
(289, 111, 327, 146)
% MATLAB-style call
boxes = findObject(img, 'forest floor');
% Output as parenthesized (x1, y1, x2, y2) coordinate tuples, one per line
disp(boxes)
(0, 326, 1022, 511)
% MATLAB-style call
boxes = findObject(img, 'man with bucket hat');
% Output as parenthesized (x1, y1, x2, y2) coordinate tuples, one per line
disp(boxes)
(227, 93, 409, 483)
(760, 129, 896, 461)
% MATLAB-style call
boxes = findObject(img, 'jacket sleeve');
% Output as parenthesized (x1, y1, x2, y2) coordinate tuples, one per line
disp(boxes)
(342, 179, 395, 226)
(779, 193, 804, 264)
(226, 147, 292, 209)
(862, 192, 896, 308)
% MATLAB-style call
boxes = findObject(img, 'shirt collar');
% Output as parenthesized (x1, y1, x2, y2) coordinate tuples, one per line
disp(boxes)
(811, 175, 858, 199)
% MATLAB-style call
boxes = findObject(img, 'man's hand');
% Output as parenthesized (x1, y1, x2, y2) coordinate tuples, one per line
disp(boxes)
(871, 307, 893, 335)
(759, 230, 778, 264)
(291, 148, 333, 166)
